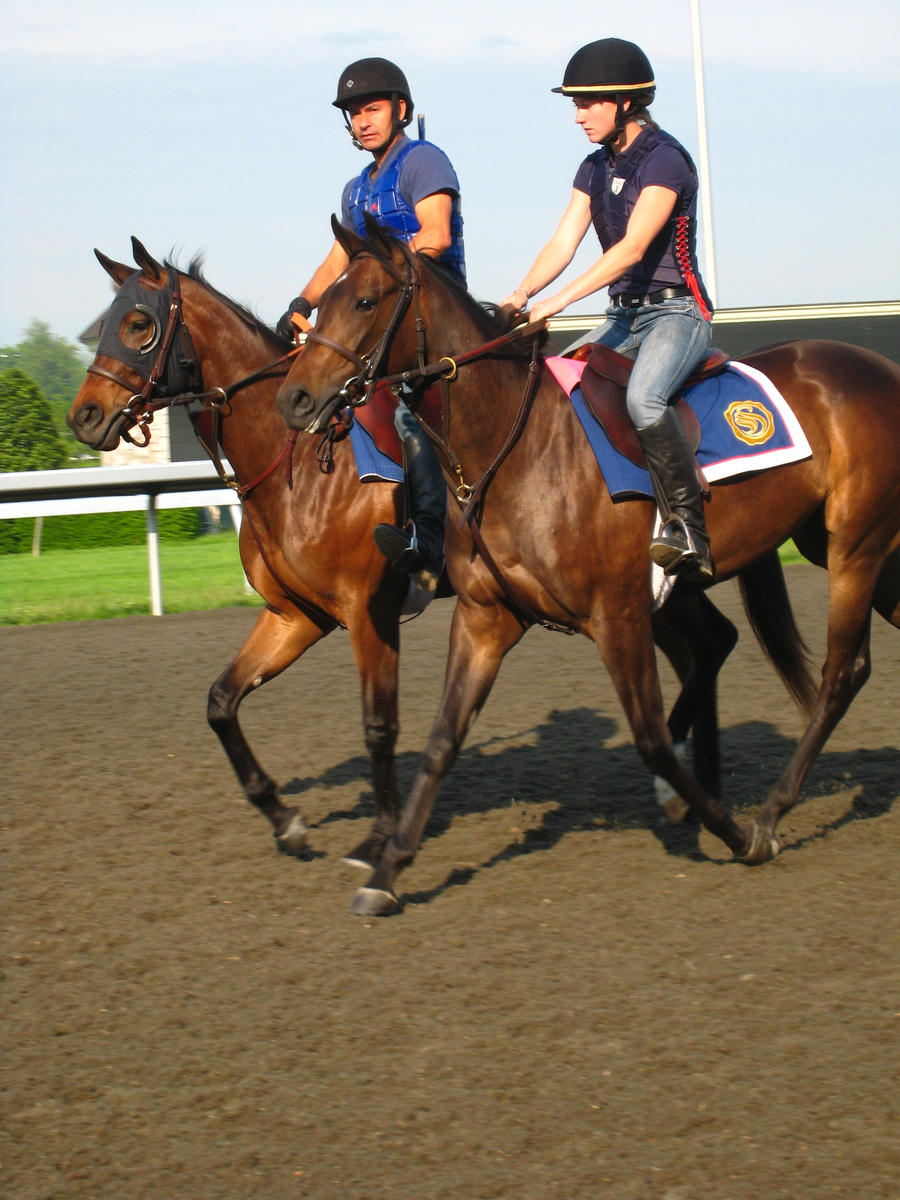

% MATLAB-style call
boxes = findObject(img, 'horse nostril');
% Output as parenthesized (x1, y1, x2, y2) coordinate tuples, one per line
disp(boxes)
(277, 384, 309, 425)
(75, 403, 103, 431)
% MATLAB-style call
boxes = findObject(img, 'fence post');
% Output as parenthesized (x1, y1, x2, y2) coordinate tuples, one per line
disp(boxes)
(146, 495, 163, 616)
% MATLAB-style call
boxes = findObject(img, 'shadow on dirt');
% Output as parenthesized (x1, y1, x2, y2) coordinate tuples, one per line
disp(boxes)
(280, 705, 900, 903)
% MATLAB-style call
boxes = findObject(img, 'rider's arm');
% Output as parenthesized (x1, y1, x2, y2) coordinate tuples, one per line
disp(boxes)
(500, 188, 593, 309)
(528, 185, 678, 322)
(408, 192, 453, 259)
(298, 240, 352, 309)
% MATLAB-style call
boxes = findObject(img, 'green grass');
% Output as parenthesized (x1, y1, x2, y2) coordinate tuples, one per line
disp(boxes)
(1, 535, 806, 627)
(1, 533, 263, 625)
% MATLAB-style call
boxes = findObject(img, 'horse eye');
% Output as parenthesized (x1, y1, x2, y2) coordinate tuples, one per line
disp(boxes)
(356, 297, 377, 312)
(119, 308, 160, 353)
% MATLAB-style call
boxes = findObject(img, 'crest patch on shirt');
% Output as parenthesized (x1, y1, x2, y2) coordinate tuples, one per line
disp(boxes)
(611, 176, 625, 195)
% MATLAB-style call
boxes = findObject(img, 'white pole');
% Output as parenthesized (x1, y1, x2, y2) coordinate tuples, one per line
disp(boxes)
(146, 494, 164, 616)
(690, 0, 718, 308)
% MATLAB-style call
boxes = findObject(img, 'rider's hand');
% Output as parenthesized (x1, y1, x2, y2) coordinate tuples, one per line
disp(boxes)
(499, 286, 529, 312)
(275, 295, 312, 341)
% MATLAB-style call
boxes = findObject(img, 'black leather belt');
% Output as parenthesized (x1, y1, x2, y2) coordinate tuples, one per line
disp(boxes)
(610, 285, 691, 309)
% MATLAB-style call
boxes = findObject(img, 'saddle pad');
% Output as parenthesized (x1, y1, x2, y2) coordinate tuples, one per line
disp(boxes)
(545, 356, 812, 499)
(348, 418, 404, 484)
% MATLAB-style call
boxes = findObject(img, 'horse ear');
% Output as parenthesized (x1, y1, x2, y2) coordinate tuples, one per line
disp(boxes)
(94, 249, 133, 287)
(362, 210, 396, 259)
(331, 214, 366, 260)
(130, 236, 166, 283)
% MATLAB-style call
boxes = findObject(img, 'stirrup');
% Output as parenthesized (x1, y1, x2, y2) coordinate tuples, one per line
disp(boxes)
(374, 523, 422, 571)
(374, 523, 442, 593)
(650, 517, 714, 581)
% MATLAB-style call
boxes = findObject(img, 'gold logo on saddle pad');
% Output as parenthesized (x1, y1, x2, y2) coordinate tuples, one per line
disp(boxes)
(724, 399, 775, 445)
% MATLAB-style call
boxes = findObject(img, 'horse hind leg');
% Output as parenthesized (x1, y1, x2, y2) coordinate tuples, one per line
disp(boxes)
(872, 544, 900, 629)
(652, 590, 739, 820)
(208, 605, 331, 856)
(747, 560, 879, 858)
(593, 602, 764, 861)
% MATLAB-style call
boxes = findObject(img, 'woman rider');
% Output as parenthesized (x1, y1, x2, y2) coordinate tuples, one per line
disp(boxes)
(502, 38, 715, 583)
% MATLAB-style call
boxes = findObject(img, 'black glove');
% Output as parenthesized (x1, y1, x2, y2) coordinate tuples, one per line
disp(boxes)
(275, 295, 313, 341)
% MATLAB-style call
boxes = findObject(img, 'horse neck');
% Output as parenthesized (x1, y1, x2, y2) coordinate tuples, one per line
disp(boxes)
(419, 285, 550, 475)
(179, 277, 296, 479)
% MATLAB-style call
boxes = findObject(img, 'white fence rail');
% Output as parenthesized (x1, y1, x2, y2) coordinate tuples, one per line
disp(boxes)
(0, 461, 243, 616)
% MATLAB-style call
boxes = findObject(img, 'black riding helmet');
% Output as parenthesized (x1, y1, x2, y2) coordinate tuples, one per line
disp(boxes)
(553, 39, 656, 146)
(333, 57, 414, 148)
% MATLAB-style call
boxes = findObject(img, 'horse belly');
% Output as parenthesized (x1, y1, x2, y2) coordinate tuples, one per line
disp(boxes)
(704, 459, 822, 576)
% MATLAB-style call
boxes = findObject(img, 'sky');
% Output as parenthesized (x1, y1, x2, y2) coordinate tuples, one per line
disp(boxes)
(1, 0, 898, 350)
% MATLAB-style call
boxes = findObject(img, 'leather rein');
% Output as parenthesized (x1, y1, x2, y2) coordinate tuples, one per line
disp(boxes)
(309, 250, 574, 634)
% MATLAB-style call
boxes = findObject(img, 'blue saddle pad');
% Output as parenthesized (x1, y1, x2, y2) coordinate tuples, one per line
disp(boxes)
(568, 360, 812, 499)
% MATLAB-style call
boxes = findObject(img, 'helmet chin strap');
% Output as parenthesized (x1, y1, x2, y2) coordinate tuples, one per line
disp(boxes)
(599, 95, 628, 153)
(602, 96, 649, 155)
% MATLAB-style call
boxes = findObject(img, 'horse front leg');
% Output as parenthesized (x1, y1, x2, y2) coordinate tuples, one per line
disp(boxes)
(339, 610, 401, 871)
(208, 605, 332, 855)
(593, 601, 765, 862)
(350, 600, 527, 916)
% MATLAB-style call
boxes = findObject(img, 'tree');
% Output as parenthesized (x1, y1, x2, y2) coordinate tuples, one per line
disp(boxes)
(0, 368, 66, 472)
(0, 320, 93, 462)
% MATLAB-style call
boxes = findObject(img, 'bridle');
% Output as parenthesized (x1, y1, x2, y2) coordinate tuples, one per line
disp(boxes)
(304, 250, 545, 498)
(304, 247, 574, 634)
(86, 270, 207, 446)
(300, 251, 426, 425)
(85, 270, 304, 496)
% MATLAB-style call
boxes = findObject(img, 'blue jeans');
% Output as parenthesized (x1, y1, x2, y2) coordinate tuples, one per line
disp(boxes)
(565, 295, 712, 430)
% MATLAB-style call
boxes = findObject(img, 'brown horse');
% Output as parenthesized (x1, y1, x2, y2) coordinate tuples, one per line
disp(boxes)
(277, 216, 900, 915)
(67, 237, 423, 867)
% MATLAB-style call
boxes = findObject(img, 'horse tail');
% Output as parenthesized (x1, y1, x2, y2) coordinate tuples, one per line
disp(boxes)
(738, 550, 818, 717)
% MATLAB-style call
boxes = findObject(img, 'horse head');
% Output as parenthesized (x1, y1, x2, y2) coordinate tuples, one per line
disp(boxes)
(68, 237, 200, 450)
(277, 214, 424, 434)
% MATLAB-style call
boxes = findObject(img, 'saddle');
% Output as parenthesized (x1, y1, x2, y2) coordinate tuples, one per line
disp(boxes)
(571, 343, 729, 470)
(351, 381, 403, 464)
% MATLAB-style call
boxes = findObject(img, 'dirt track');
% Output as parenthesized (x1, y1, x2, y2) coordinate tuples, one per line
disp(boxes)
(2, 565, 898, 1200)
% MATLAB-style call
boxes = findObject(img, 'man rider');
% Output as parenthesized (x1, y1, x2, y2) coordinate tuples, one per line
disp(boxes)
(277, 58, 466, 594)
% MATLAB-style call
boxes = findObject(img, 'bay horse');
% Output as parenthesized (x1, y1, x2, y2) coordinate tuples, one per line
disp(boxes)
(67, 237, 416, 866)
(277, 215, 900, 915)
(66, 237, 760, 869)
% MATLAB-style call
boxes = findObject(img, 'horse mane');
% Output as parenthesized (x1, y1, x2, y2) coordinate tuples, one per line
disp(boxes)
(366, 235, 547, 360)
(165, 252, 294, 349)
(417, 251, 548, 359)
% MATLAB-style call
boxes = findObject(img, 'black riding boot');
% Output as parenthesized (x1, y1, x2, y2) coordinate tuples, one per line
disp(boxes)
(636, 408, 714, 583)
(374, 425, 445, 594)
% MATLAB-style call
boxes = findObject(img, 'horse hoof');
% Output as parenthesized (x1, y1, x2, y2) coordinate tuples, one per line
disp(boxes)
(735, 822, 780, 865)
(655, 744, 689, 822)
(657, 791, 691, 824)
(341, 853, 374, 871)
(341, 836, 385, 871)
(350, 887, 401, 917)
(275, 813, 309, 857)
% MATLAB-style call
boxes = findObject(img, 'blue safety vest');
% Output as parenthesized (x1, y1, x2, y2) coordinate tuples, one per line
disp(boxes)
(345, 139, 466, 285)
(583, 127, 711, 310)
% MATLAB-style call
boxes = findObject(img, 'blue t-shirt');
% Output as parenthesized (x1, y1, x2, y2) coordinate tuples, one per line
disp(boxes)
(341, 135, 461, 223)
